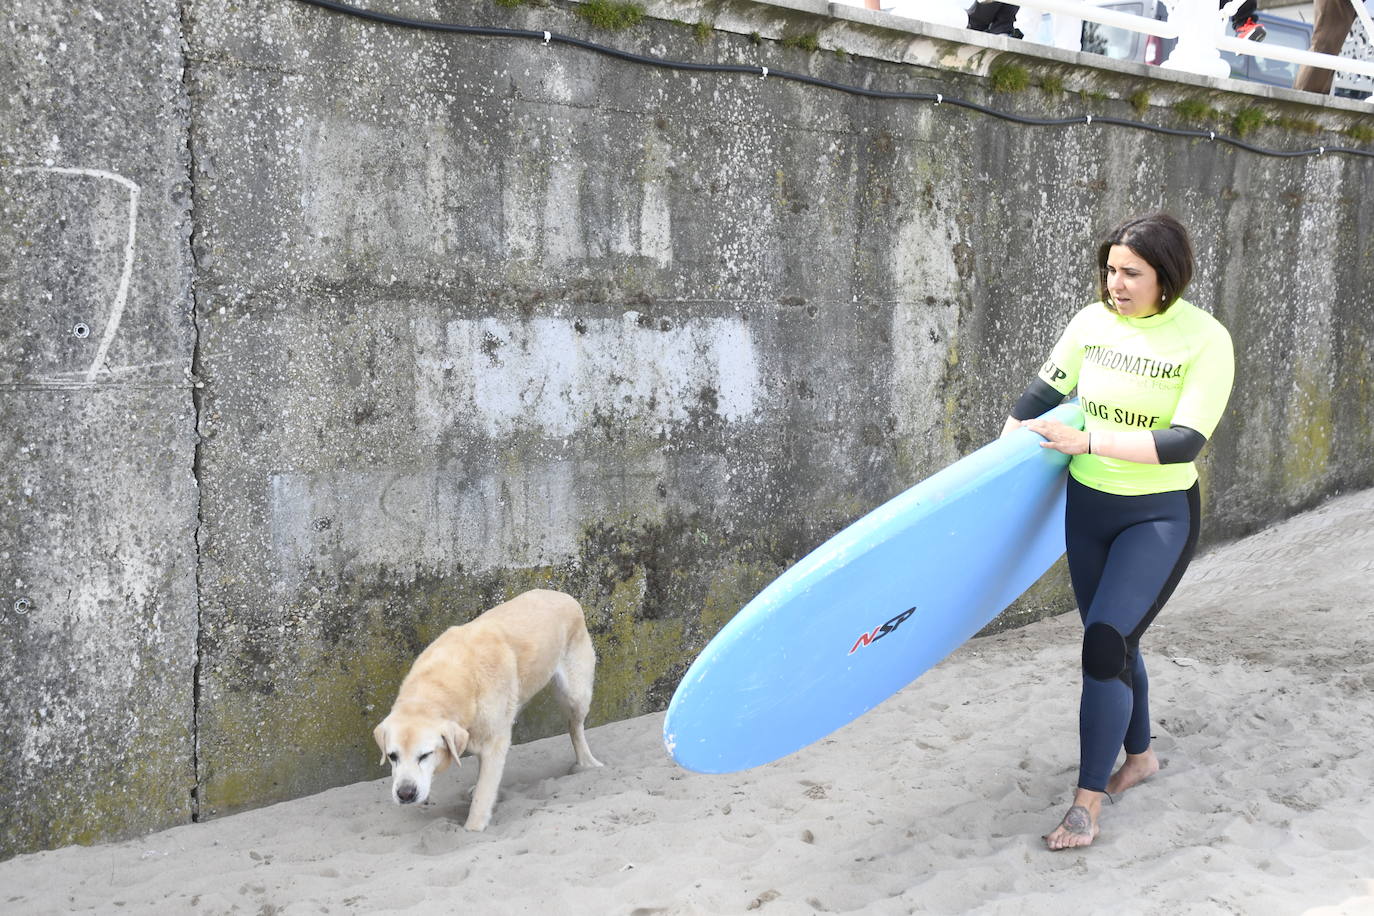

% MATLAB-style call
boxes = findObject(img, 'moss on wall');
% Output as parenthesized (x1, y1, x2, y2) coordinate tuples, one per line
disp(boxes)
(196, 503, 820, 817)
(575, 0, 646, 31)
(1282, 370, 1336, 499)
(1, 698, 192, 855)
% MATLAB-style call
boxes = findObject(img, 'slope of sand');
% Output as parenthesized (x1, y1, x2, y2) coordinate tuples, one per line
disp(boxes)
(2, 488, 1372, 915)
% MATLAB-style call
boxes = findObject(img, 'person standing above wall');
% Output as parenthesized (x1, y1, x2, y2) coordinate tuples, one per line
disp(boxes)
(1227, 0, 1267, 40)
(968, 1, 1024, 39)
(1294, 0, 1360, 93)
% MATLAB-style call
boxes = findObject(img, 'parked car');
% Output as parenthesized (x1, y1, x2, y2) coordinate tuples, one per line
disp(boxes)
(1218, 11, 1312, 90)
(1080, 0, 1175, 68)
(1080, 1, 1370, 100)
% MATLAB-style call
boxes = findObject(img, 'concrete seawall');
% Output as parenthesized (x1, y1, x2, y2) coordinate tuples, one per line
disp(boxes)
(2, 0, 1371, 857)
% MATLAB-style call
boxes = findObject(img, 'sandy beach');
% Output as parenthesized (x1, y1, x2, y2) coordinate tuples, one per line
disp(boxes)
(1, 487, 1371, 915)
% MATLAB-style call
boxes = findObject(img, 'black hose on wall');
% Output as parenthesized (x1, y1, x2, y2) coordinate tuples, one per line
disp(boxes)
(291, 0, 1373, 159)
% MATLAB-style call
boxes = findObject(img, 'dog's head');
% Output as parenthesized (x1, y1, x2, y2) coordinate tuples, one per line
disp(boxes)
(373, 714, 468, 806)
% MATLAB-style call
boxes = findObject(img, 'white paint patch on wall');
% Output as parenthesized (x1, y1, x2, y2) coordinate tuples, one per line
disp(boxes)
(639, 178, 673, 267)
(501, 167, 541, 261)
(268, 457, 669, 576)
(414, 313, 760, 440)
(635, 139, 674, 267)
(542, 158, 586, 265)
(1291, 156, 1342, 356)
(297, 118, 457, 268)
(889, 177, 964, 458)
(14, 565, 172, 773)
(270, 462, 577, 577)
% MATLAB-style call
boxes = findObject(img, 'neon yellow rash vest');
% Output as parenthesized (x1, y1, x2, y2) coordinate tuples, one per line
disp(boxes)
(1038, 298, 1235, 496)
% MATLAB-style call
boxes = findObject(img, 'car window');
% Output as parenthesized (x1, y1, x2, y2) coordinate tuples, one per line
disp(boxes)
(1222, 16, 1312, 87)
(1081, 1, 1146, 62)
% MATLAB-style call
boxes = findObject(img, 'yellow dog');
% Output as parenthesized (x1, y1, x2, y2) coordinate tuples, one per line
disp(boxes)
(374, 589, 603, 831)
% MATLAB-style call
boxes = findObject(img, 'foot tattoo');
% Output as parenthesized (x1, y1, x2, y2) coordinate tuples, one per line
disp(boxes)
(1044, 804, 1098, 850)
(1062, 805, 1092, 836)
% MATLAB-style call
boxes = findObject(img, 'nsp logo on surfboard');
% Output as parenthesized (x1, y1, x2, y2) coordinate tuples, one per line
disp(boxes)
(849, 607, 916, 655)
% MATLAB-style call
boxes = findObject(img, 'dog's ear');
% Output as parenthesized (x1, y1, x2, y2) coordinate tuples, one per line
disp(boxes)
(441, 721, 469, 768)
(373, 719, 390, 767)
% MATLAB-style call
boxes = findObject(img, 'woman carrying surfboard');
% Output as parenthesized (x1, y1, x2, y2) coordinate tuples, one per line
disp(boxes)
(1002, 213, 1235, 851)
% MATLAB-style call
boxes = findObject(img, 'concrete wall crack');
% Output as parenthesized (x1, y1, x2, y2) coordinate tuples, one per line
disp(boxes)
(180, 0, 207, 826)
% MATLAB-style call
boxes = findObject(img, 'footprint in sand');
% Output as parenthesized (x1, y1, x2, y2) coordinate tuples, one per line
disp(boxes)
(1311, 824, 1369, 852)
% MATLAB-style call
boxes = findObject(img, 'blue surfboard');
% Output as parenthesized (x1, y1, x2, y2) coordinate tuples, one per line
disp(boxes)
(664, 403, 1085, 773)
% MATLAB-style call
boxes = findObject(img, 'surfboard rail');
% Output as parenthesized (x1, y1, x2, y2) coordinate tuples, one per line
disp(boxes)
(664, 403, 1084, 773)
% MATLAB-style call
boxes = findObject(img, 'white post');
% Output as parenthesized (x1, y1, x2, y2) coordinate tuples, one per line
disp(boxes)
(1159, 0, 1238, 79)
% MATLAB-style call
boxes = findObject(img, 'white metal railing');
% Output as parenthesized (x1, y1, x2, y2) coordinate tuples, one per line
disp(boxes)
(945, 0, 1374, 83)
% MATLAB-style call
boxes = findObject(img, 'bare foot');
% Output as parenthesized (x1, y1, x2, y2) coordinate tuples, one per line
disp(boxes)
(1106, 748, 1160, 796)
(1044, 791, 1103, 851)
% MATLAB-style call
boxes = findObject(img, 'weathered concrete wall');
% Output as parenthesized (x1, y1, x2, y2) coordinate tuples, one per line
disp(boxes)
(3, 0, 1372, 857)
(1, 1, 199, 855)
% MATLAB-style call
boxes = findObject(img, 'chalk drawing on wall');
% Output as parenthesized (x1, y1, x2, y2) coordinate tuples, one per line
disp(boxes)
(5, 166, 140, 383)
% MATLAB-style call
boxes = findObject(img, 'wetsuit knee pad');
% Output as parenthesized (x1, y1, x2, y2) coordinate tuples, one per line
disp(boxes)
(1083, 622, 1128, 682)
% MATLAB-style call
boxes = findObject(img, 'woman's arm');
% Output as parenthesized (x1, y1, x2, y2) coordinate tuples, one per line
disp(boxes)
(1021, 419, 1159, 462)
(1021, 421, 1207, 464)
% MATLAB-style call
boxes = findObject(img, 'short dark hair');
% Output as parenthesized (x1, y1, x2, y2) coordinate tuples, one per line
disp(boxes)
(1097, 213, 1195, 312)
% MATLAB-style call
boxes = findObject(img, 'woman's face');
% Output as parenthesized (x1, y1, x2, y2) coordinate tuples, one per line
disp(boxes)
(1104, 244, 1163, 318)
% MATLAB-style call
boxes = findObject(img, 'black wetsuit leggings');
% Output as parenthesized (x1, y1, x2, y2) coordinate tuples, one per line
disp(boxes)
(1065, 476, 1201, 792)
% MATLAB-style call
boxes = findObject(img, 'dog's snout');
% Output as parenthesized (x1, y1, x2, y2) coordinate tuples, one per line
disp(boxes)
(395, 782, 419, 804)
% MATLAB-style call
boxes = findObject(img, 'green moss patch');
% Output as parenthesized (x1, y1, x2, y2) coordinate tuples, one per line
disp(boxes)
(989, 61, 1030, 93)
(1344, 122, 1374, 144)
(1173, 98, 1220, 123)
(575, 0, 645, 31)
(1267, 114, 1321, 134)
(1232, 106, 1266, 138)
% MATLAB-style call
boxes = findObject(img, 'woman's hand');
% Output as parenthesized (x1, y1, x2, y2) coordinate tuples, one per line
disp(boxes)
(1022, 418, 1090, 455)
